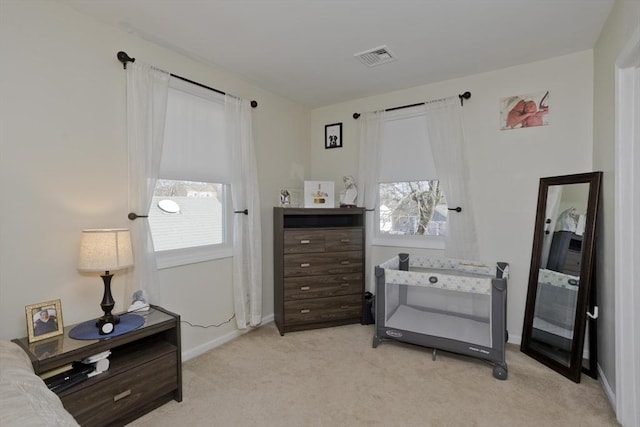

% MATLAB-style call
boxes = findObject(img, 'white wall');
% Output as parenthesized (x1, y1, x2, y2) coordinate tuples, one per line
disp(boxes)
(310, 51, 594, 341)
(0, 0, 609, 366)
(0, 0, 310, 353)
(593, 0, 640, 398)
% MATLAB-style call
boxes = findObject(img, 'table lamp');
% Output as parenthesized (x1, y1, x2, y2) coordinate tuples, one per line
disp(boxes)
(77, 229, 134, 334)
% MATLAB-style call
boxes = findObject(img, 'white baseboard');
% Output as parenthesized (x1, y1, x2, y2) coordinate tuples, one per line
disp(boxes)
(508, 333, 521, 346)
(182, 314, 274, 362)
(598, 364, 616, 412)
(261, 313, 275, 324)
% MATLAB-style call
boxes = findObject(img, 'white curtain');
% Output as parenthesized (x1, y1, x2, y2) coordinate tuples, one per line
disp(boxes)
(424, 97, 478, 260)
(125, 62, 170, 304)
(357, 110, 386, 293)
(226, 95, 262, 328)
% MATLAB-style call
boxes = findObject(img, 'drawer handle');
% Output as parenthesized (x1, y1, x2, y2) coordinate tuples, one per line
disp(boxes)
(340, 239, 351, 243)
(300, 286, 311, 291)
(300, 239, 310, 244)
(113, 389, 131, 402)
(300, 263, 310, 268)
(340, 283, 350, 287)
(340, 305, 350, 309)
(300, 309, 310, 314)
(340, 261, 350, 265)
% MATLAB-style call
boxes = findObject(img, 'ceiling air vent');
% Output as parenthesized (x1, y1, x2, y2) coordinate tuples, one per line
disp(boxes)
(354, 45, 397, 67)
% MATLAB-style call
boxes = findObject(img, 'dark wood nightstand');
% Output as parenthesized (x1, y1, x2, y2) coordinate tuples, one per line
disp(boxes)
(12, 305, 182, 427)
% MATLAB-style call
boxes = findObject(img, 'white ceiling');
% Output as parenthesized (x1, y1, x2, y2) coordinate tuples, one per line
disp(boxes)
(62, 0, 614, 108)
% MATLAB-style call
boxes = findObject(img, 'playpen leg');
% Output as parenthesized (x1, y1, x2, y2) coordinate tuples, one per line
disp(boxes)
(372, 335, 380, 348)
(492, 363, 508, 380)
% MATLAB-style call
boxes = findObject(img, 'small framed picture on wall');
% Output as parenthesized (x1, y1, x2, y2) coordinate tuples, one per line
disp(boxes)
(325, 123, 342, 149)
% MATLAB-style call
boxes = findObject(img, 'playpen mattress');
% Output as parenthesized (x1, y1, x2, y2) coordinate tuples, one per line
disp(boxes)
(386, 304, 491, 347)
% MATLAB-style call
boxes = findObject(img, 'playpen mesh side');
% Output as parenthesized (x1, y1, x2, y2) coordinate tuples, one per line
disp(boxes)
(383, 265, 495, 347)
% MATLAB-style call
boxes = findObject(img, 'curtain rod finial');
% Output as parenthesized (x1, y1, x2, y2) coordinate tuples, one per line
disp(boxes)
(458, 91, 471, 106)
(117, 51, 135, 69)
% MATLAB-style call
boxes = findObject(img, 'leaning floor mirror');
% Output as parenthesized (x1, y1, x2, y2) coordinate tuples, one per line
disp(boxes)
(521, 172, 602, 383)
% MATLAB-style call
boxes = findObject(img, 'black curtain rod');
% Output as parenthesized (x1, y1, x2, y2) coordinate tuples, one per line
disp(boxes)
(352, 91, 470, 119)
(117, 51, 258, 108)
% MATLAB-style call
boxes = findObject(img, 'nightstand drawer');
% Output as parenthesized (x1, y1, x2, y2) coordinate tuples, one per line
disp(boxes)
(61, 353, 177, 426)
(324, 229, 362, 252)
(283, 230, 325, 254)
(284, 251, 363, 277)
(284, 295, 362, 325)
(284, 273, 362, 300)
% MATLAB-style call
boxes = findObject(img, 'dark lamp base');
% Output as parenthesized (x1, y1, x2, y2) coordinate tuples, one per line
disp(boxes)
(95, 314, 120, 327)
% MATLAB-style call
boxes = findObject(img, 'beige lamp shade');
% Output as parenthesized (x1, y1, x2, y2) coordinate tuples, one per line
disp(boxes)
(77, 229, 134, 273)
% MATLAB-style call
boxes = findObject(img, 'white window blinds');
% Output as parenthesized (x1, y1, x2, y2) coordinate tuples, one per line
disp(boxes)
(379, 106, 437, 183)
(160, 77, 230, 183)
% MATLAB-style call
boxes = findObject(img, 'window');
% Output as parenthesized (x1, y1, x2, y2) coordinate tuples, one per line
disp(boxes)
(375, 107, 447, 247)
(149, 179, 227, 251)
(379, 181, 447, 236)
(148, 78, 232, 268)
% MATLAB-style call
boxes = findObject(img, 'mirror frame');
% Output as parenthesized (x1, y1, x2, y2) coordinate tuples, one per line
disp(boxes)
(521, 171, 602, 382)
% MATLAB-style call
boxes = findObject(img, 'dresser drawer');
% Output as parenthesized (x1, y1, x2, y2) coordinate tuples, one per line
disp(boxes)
(324, 229, 362, 252)
(284, 251, 363, 277)
(284, 273, 362, 300)
(284, 294, 362, 325)
(61, 353, 177, 426)
(283, 230, 325, 254)
(563, 251, 581, 272)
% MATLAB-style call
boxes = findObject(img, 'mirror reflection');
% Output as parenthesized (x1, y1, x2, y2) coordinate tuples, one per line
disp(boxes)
(531, 183, 589, 366)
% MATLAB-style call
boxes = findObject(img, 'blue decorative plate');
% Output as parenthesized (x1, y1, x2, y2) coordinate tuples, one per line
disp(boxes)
(68, 313, 145, 340)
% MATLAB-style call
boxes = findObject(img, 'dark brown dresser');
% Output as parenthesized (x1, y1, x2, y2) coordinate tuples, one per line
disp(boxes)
(547, 231, 583, 276)
(273, 207, 365, 335)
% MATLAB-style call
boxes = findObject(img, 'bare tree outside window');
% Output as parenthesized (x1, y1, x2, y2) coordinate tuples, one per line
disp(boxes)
(154, 179, 220, 198)
(379, 180, 447, 236)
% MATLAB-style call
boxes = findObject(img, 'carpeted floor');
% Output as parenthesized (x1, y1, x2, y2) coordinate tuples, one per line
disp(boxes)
(128, 323, 618, 427)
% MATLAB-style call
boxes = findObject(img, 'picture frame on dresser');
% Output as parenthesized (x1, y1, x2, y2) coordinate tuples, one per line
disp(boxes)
(26, 299, 64, 343)
(304, 180, 335, 208)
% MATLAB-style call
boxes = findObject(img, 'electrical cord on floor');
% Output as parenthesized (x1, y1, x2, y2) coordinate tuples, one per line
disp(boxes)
(181, 313, 236, 328)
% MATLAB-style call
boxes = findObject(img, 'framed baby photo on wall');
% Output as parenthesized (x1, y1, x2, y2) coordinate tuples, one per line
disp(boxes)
(500, 90, 549, 130)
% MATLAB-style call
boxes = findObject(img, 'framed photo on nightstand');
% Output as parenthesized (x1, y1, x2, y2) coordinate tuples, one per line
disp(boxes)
(25, 299, 64, 343)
